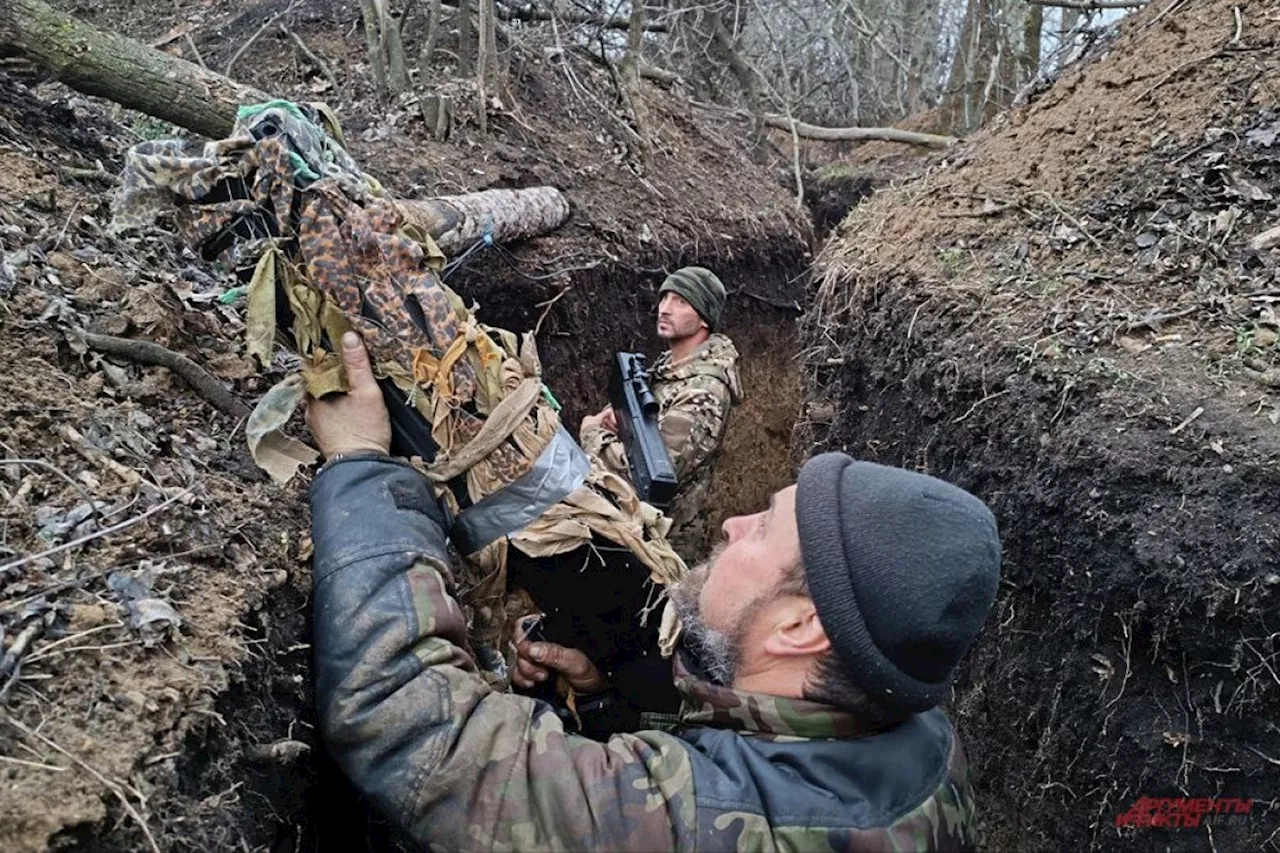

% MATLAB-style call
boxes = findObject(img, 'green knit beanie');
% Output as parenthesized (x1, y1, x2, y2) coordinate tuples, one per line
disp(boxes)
(659, 266, 726, 330)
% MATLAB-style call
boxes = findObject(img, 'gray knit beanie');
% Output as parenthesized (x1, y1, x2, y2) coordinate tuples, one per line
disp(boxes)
(795, 453, 1001, 713)
(659, 266, 726, 330)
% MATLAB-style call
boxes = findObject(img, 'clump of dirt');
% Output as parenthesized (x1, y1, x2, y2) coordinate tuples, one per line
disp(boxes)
(0, 0, 811, 847)
(805, 1, 1280, 849)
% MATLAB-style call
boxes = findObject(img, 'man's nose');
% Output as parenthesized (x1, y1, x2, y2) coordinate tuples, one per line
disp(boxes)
(722, 514, 750, 542)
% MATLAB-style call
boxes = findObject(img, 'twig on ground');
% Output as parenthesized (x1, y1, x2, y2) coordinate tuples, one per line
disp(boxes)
(1168, 406, 1204, 436)
(52, 201, 82, 252)
(184, 32, 208, 69)
(281, 25, 339, 94)
(1116, 305, 1199, 333)
(78, 332, 251, 420)
(1230, 5, 1243, 45)
(533, 286, 571, 336)
(0, 458, 101, 528)
(1247, 746, 1280, 767)
(939, 201, 1017, 218)
(54, 424, 140, 486)
(1136, 50, 1223, 104)
(0, 488, 191, 575)
(23, 622, 125, 665)
(1147, 0, 1191, 29)
(1028, 191, 1104, 250)
(0, 544, 218, 615)
(0, 618, 48, 703)
(951, 389, 1010, 424)
(226, 0, 300, 78)
(58, 166, 120, 186)
(0, 753, 66, 772)
(2, 717, 160, 853)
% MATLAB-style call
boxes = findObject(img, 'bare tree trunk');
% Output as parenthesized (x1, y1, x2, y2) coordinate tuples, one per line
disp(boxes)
(619, 0, 646, 88)
(386, 9, 412, 94)
(420, 0, 443, 68)
(904, 0, 941, 113)
(707, 4, 762, 144)
(1057, 6, 1080, 68)
(941, 0, 1021, 132)
(1022, 5, 1044, 79)
(475, 0, 491, 131)
(397, 187, 571, 254)
(457, 0, 475, 76)
(358, 0, 389, 95)
(0, 0, 265, 139)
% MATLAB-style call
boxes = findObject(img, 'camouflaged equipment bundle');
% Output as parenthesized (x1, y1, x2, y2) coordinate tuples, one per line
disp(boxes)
(583, 332, 742, 558)
(112, 100, 685, 663)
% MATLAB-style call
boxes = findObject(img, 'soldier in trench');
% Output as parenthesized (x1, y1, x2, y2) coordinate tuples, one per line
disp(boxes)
(304, 331, 1000, 851)
(580, 266, 743, 561)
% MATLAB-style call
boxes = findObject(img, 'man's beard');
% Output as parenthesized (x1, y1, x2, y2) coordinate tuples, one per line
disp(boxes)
(669, 545, 742, 686)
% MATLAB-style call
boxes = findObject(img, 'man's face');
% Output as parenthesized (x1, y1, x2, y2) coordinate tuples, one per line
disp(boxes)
(657, 292, 706, 343)
(669, 486, 802, 683)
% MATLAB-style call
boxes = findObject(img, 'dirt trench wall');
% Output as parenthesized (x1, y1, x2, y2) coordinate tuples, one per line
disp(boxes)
(800, 3, 1280, 847)
(802, 319, 1280, 850)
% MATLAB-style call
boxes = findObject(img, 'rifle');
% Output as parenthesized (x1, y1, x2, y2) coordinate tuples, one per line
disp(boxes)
(608, 352, 678, 509)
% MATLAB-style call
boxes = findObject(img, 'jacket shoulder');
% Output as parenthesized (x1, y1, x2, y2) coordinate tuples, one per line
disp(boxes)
(677, 710, 978, 851)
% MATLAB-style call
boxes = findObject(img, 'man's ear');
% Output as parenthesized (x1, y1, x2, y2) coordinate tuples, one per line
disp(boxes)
(761, 599, 831, 658)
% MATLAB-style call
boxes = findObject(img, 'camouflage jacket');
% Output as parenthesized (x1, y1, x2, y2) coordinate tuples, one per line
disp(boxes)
(583, 334, 742, 553)
(312, 456, 981, 852)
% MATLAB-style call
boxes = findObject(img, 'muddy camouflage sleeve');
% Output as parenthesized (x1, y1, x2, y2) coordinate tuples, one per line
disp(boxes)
(659, 379, 731, 480)
(310, 456, 696, 852)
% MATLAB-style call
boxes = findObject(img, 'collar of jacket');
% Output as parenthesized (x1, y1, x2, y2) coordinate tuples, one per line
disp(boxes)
(672, 654, 882, 740)
(651, 333, 743, 400)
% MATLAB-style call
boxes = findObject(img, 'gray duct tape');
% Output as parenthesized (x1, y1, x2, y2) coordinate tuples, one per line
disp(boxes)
(450, 427, 590, 555)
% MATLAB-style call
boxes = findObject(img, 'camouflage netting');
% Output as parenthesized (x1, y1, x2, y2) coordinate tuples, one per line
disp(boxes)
(110, 100, 686, 674)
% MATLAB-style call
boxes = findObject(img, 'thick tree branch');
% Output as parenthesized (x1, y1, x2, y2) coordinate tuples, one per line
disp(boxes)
(0, 0, 266, 139)
(78, 332, 251, 420)
(762, 115, 958, 148)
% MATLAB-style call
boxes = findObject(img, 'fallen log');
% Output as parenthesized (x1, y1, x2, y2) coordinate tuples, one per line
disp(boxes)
(398, 188, 572, 254)
(0, 0, 266, 139)
(763, 115, 958, 149)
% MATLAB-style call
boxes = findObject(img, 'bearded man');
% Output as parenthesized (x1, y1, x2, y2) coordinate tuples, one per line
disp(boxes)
(308, 332, 1000, 851)
(581, 266, 742, 558)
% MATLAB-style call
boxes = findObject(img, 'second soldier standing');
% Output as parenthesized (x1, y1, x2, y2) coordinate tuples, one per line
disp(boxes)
(581, 266, 742, 559)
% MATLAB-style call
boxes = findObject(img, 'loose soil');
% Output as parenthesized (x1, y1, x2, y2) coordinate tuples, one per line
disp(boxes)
(0, 1, 809, 849)
(807, 1, 1280, 849)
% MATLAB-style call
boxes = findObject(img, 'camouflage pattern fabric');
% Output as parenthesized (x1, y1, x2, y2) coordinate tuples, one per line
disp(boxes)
(583, 333, 742, 559)
(312, 456, 981, 853)
(112, 99, 685, 673)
